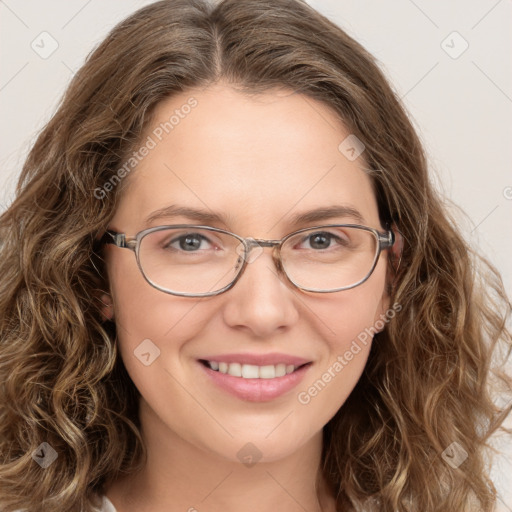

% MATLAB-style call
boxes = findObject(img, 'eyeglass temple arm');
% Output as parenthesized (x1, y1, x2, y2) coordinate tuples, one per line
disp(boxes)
(379, 228, 395, 249)
(98, 230, 137, 250)
(98, 230, 124, 246)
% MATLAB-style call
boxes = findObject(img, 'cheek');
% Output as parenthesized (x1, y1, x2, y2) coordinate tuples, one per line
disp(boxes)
(313, 258, 388, 350)
(108, 251, 194, 334)
(296, 262, 388, 421)
(304, 289, 379, 387)
(295, 315, 374, 433)
(106, 256, 207, 374)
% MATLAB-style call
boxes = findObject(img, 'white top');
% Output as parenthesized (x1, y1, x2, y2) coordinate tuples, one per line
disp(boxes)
(100, 495, 117, 512)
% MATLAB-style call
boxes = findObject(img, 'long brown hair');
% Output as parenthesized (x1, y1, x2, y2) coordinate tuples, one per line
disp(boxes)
(1, 1, 510, 510)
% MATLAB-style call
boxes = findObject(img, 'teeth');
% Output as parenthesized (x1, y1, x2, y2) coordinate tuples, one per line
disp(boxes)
(259, 365, 275, 379)
(242, 364, 259, 379)
(206, 360, 302, 378)
(227, 362, 242, 377)
(275, 364, 287, 377)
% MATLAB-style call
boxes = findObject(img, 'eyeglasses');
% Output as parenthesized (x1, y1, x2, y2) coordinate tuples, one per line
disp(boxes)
(100, 224, 395, 297)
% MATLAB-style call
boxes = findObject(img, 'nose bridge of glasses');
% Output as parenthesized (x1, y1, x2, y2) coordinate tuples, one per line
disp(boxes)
(245, 237, 282, 260)
(241, 237, 284, 271)
(247, 237, 281, 249)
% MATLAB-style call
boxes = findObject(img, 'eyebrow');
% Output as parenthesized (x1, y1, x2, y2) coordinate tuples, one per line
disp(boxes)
(144, 204, 366, 228)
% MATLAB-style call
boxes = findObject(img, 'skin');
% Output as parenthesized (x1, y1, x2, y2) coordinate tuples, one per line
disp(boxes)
(100, 81, 398, 512)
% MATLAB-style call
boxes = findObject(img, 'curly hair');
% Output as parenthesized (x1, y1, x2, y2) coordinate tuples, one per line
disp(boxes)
(0, 0, 510, 510)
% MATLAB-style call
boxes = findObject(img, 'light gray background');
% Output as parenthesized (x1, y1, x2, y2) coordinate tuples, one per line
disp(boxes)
(0, 0, 511, 509)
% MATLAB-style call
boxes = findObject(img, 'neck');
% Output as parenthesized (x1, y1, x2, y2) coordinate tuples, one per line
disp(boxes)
(104, 398, 337, 512)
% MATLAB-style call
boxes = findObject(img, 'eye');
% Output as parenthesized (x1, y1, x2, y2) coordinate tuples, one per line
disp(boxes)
(166, 233, 214, 252)
(298, 231, 349, 250)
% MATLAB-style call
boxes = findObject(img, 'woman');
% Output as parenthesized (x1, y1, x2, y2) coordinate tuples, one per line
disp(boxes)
(0, 1, 510, 511)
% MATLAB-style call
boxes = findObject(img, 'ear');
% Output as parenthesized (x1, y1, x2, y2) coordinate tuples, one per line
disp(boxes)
(389, 223, 404, 275)
(99, 292, 114, 322)
(385, 223, 403, 296)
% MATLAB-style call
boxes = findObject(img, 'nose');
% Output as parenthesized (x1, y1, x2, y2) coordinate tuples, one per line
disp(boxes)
(222, 245, 299, 337)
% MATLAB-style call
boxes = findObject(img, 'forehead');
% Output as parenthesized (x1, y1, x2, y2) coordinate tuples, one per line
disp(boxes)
(113, 83, 379, 235)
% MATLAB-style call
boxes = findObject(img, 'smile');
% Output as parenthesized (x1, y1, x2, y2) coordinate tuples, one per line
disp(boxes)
(198, 359, 313, 402)
(200, 360, 307, 379)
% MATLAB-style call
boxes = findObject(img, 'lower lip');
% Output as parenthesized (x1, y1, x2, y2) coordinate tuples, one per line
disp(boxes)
(198, 361, 312, 402)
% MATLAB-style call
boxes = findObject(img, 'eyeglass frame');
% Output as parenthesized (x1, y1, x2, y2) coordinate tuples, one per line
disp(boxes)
(99, 223, 395, 297)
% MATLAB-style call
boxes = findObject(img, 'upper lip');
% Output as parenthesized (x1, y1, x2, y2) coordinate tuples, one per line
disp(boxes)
(198, 352, 311, 366)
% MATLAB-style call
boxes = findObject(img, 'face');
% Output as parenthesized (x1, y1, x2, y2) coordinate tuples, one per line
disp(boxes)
(101, 82, 392, 463)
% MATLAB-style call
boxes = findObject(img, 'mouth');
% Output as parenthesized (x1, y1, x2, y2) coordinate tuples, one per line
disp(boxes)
(198, 359, 311, 379)
(197, 358, 313, 402)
